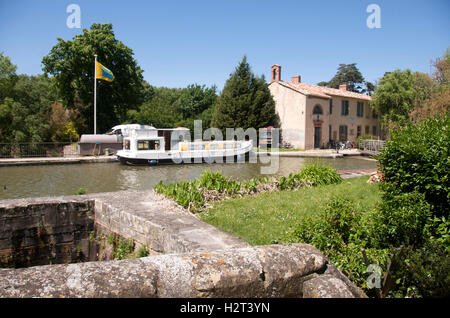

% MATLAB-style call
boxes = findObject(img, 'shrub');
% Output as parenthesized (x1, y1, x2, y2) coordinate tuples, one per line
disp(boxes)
(372, 191, 432, 248)
(295, 163, 342, 186)
(293, 197, 361, 254)
(378, 114, 449, 218)
(389, 241, 450, 298)
(291, 197, 391, 294)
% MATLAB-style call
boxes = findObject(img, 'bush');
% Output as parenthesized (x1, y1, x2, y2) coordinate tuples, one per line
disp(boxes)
(371, 191, 432, 248)
(291, 197, 391, 294)
(378, 114, 449, 217)
(389, 241, 450, 298)
(293, 197, 361, 254)
(295, 163, 342, 187)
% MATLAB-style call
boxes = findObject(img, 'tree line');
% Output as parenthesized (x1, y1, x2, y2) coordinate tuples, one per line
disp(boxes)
(0, 22, 448, 144)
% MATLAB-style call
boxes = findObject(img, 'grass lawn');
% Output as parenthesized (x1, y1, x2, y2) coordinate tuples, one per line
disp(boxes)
(199, 176, 381, 246)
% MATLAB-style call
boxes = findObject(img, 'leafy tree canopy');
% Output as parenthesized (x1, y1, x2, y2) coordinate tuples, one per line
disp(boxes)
(42, 23, 145, 134)
(371, 69, 434, 129)
(321, 63, 374, 95)
(0, 52, 18, 101)
(0, 74, 56, 143)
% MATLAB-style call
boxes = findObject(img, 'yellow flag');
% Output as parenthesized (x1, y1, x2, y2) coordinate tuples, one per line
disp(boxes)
(95, 61, 114, 82)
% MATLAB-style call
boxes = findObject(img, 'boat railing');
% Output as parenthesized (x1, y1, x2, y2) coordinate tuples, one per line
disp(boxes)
(179, 140, 251, 152)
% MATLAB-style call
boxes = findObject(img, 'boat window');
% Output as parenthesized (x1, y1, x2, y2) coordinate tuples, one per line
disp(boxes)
(137, 140, 160, 150)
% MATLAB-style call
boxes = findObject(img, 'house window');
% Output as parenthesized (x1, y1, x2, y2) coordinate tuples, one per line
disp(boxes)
(372, 110, 378, 119)
(357, 125, 362, 138)
(366, 104, 371, 118)
(373, 126, 377, 136)
(357, 102, 364, 117)
(313, 105, 323, 115)
(329, 125, 332, 142)
(365, 125, 370, 135)
(329, 99, 333, 114)
(341, 100, 349, 116)
(339, 125, 348, 141)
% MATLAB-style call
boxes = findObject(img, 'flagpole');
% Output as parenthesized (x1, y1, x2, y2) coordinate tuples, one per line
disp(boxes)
(94, 54, 97, 135)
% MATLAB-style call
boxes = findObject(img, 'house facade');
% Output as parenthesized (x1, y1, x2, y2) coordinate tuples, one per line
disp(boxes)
(268, 65, 381, 150)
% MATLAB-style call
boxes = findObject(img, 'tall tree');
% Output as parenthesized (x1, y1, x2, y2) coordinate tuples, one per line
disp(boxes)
(0, 53, 18, 101)
(411, 48, 450, 122)
(326, 63, 374, 94)
(371, 69, 434, 129)
(42, 23, 145, 134)
(0, 74, 55, 143)
(211, 56, 276, 134)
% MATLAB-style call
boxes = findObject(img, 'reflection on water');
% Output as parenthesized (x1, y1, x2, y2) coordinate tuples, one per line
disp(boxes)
(0, 157, 377, 200)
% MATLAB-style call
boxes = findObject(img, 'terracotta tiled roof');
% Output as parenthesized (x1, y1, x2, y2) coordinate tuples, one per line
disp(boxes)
(274, 81, 371, 101)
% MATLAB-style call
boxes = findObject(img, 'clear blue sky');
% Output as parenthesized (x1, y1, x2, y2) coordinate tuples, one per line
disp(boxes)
(0, 0, 448, 89)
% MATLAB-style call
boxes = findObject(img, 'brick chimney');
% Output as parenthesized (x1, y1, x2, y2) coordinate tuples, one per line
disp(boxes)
(339, 84, 348, 91)
(291, 75, 301, 84)
(271, 64, 281, 82)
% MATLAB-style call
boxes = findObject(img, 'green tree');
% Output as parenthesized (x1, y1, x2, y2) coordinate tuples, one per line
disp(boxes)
(42, 23, 145, 134)
(371, 69, 434, 129)
(0, 52, 18, 101)
(0, 74, 55, 143)
(127, 86, 183, 128)
(211, 56, 276, 134)
(176, 84, 217, 120)
(327, 63, 366, 92)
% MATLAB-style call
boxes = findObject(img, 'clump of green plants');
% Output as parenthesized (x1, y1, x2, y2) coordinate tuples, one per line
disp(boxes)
(136, 245, 150, 258)
(112, 237, 135, 260)
(154, 164, 342, 212)
(75, 187, 87, 195)
(294, 163, 343, 187)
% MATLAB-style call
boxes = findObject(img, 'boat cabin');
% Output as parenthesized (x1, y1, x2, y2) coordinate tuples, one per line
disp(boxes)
(123, 127, 190, 152)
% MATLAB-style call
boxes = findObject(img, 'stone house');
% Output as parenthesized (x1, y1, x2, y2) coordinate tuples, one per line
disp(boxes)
(268, 65, 381, 150)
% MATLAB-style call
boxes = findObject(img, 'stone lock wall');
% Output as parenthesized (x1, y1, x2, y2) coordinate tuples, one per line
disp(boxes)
(0, 199, 96, 268)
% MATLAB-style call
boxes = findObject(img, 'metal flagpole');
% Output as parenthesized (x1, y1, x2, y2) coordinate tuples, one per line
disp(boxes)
(94, 54, 97, 135)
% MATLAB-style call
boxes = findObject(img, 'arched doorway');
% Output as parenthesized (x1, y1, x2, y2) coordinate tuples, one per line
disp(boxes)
(313, 105, 323, 148)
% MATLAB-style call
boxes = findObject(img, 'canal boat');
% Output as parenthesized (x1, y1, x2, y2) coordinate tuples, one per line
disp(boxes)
(116, 127, 253, 165)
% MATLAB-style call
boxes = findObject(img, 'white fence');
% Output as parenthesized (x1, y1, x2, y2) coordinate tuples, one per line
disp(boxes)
(358, 139, 385, 153)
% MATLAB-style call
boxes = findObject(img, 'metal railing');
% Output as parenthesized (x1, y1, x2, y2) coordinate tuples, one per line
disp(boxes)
(358, 139, 385, 154)
(0, 142, 79, 158)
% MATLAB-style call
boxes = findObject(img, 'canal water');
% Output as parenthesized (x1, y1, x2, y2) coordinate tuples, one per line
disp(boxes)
(0, 157, 377, 200)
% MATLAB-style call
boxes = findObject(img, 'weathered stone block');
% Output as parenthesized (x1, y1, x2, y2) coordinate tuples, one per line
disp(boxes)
(302, 274, 355, 298)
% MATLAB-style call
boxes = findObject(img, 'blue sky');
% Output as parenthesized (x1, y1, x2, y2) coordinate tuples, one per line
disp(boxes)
(0, 0, 449, 89)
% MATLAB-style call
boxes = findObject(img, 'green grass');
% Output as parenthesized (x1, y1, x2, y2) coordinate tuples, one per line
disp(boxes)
(199, 176, 381, 246)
